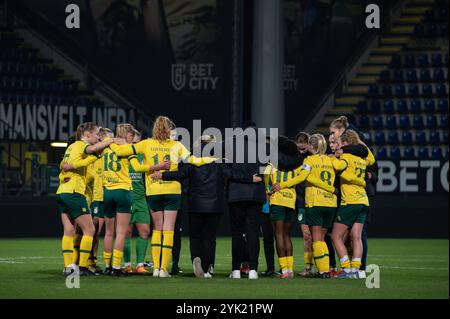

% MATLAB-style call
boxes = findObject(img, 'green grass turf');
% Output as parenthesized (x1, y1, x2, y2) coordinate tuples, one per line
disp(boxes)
(0, 238, 448, 299)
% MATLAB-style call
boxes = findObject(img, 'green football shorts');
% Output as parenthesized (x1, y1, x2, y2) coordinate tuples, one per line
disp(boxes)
(130, 200, 151, 224)
(57, 193, 90, 219)
(103, 189, 132, 218)
(335, 204, 368, 227)
(305, 206, 336, 229)
(270, 205, 295, 222)
(147, 194, 181, 212)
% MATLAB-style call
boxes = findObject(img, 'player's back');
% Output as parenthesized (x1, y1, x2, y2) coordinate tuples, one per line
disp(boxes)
(339, 153, 369, 206)
(102, 147, 132, 190)
(304, 154, 337, 208)
(57, 141, 90, 195)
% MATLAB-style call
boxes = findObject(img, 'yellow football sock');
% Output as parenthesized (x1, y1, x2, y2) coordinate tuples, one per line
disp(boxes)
(161, 231, 174, 272)
(62, 236, 74, 267)
(112, 249, 124, 269)
(351, 258, 361, 271)
(278, 257, 288, 272)
(286, 256, 294, 272)
(151, 230, 162, 269)
(79, 235, 93, 268)
(340, 255, 351, 269)
(72, 234, 82, 265)
(313, 241, 330, 273)
(103, 251, 112, 268)
(88, 256, 96, 268)
(304, 252, 313, 269)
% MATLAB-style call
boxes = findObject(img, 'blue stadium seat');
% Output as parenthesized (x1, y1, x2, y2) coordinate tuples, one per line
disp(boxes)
(395, 84, 406, 97)
(391, 54, 402, 67)
(439, 23, 449, 36)
(410, 100, 422, 113)
(368, 85, 379, 97)
(385, 115, 397, 129)
(443, 131, 449, 143)
(17, 95, 26, 104)
(445, 53, 449, 67)
(358, 115, 370, 129)
(431, 147, 442, 159)
(433, 69, 444, 81)
(409, 84, 419, 97)
(404, 54, 415, 67)
(390, 147, 401, 159)
(399, 115, 411, 129)
(397, 100, 408, 113)
(436, 84, 447, 97)
(383, 100, 395, 113)
(422, 84, 433, 97)
(445, 147, 449, 160)
(377, 148, 388, 159)
(49, 95, 58, 105)
(428, 23, 438, 36)
(357, 101, 368, 113)
(424, 99, 436, 113)
(387, 131, 399, 145)
(418, 147, 429, 159)
(372, 116, 383, 129)
(404, 147, 415, 158)
(415, 131, 426, 144)
(393, 70, 404, 82)
(414, 24, 425, 36)
(401, 131, 413, 145)
(441, 115, 449, 128)
(406, 69, 417, 82)
(426, 115, 438, 128)
(34, 95, 42, 105)
(420, 69, 431, 82)
(375, 131, 386, 144)
(429, 131, 440, 145)
(413, 115, 425, 130)
(381, 85, 392, 97)
(380, 70, 390, 82)
(369, 100, 381, 114)
(418, 54, 429, 67)
(364, 132, 372, 144)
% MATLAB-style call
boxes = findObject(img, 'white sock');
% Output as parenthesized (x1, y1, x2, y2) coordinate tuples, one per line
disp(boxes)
(340, 255, 349, 264)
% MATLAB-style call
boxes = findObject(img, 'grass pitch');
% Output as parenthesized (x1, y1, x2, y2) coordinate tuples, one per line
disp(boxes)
(0, 238, 447, 299)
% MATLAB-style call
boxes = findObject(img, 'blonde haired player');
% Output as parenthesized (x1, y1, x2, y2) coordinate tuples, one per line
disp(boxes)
(106, 116, 192, 278)
(266, 137, 335, 279)
(57, 122, 113, 276)
(273, 134, 345, 278)
(331, 130, 375, 279)
(87, 127, 114, 273)
(100, 123, 157, 276)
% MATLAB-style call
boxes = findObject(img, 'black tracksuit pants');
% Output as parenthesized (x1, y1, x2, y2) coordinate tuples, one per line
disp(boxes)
(229, 201, 261, 271)
(188, 212, 222, 273)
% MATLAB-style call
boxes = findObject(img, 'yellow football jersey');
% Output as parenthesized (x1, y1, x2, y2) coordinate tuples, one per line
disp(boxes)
(101, 146, 132, 191)
(85, 163, 95, 205)
(91, 157, 104, 202)
(109, 138, 191, 195)
(302, 155, 343, 208)
(338, 151, 373, 206)
(56, 141, 98, 195)
(264, 164, 297, 209)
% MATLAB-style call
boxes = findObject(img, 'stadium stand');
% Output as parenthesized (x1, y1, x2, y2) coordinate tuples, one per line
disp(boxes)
(316, 0, 449, 159)
(0, 28, 104, 107)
